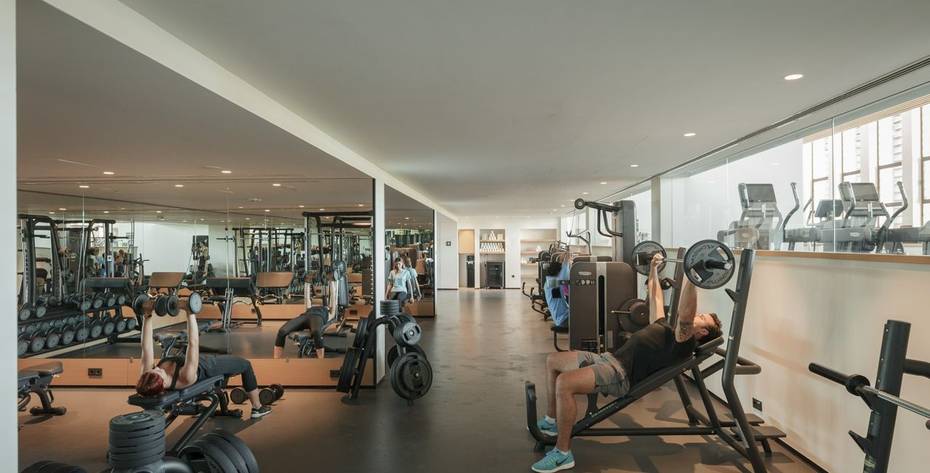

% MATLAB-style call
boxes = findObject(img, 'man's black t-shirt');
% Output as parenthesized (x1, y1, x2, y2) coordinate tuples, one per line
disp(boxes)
(613, 319, 697, 387)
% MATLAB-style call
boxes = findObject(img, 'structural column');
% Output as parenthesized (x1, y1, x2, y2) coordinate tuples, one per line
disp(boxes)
(1, 0, 17, 464)
(373, 179, 386, 381)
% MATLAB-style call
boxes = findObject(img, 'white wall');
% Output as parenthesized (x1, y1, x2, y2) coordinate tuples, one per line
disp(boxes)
(131, 222, 210, 274)
(457, 216, 560, 289)
(1, 0, 15, 464)
(663, 139, 804, 248)
(436, 212, 458, 289)
(693, 253, 930, 472)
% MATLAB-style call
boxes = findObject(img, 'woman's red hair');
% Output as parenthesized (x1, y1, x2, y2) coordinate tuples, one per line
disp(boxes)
(136, 371, 165, 397)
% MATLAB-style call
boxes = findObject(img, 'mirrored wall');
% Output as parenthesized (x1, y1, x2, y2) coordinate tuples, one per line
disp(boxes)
(385, 186, 435, 317)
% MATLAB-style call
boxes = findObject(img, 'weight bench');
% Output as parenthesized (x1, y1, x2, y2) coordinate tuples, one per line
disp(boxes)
(18, 361, 66, 416)
(128, 375, 241, 456)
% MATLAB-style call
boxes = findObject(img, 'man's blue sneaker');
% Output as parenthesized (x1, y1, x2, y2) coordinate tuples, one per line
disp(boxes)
(531, 448, 575, 473)
(537, 417, 557, 436)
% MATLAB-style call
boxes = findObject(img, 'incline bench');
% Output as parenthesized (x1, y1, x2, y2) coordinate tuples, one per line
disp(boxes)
(18, 361, 66, 416)
(128, 375, 241, 455)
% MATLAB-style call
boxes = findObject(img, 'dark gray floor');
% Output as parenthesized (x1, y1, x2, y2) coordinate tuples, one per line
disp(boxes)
(19, 289, 816, 472)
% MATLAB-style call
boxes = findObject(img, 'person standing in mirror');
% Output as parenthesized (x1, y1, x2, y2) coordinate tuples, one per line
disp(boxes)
(403, 256, 421, 301)
(384, 257, 411, 305)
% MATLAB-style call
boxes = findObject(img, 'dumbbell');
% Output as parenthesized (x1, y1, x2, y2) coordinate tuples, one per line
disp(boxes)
(17, 333, 29, 356)
(228, 387, 248, 405)
(103, 292, 117, 308)
(60, 321, 76, 346)
(154, 294, 180, 316)
(65, 294, 92, 312)
(33, 297, 48, 318)
(132, 293, 154, 316)
(44, 326, 62, 350)
(29, 327, 50, 353)
(115, 316, 128, 333)
(18, 304, 33, 321)
(125, 317, 139, 332)
(92, 292, 107, 310)
(74, 322, 90, 343)
(259, 384, 285, 406)
(116, 293, 128, 306)
(88, 318, 104, 339)
(630, 239, 736, 290)
(102, 316, 116, 337)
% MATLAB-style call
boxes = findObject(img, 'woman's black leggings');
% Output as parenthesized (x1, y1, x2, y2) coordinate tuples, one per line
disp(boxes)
(275, 307, 326, 349)
(199, 354, 259, 392)
(390, 291, 410, 304)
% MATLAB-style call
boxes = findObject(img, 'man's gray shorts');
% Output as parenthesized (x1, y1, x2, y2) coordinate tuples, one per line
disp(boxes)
(577, 351, 630, 397)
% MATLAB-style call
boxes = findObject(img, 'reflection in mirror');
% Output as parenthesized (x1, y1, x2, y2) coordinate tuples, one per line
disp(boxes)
(385, 186, 435, 317)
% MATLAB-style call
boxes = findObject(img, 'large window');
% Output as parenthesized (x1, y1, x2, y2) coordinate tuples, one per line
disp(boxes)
(922, 105, 930, 224)
(877, 114, 905, 208)
(840, 127, 863, 183)
(810, 137, 833, 205)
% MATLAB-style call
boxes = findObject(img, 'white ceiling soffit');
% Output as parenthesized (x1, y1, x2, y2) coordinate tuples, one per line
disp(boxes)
(112, 0, 930, 217)
(39, 0, 454, 220)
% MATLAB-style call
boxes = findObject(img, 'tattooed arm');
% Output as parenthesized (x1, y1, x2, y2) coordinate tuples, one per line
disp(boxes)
(674, 277, 698, 342)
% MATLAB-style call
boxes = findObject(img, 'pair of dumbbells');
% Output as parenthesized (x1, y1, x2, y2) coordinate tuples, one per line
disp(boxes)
(132, 292, 203, 317)
(229, 384, 285, 406)
(64, 294, 93, 312)
(18, 298, 48, 320)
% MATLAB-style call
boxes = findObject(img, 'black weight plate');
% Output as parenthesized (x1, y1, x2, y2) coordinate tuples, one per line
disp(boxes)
(388, 356, 402, 398)
(352, 318, 369, 350)
(258, 388, 275, 406)
(108, 431, 165, 448)
(228, 388, 248, 405)
(201, 433, 249, 473)
(109, 411, 165, 433)
(195, 438, 238, 473)
(271, 384, 284, 399)
(89, 323, 103, 339)
(132, 294, 148, 316)
(41, 463, 88, 473)
(46, 333, 61, 350)
(210, 430, 259, 473)
(387, 345, 400, 368)
(154, 296, 169, 316)
(30, 336, 46, 353)
(103, 321, 116, 336)
(631, 240, 667, 276)
(61, 329, 75, 345)
(127, 318, 138, 331)
(109, 451, 164, 470)
(116, 318, 128, 333)
(337, 348, 359, 393)
(394, 353, 433, 401)
(75, 326, 89, 342)
(683, 239, 735, 290)
(107, 437, 165, 457)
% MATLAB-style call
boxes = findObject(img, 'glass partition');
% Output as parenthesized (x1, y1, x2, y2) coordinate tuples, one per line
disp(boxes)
(654, 80, 930, 257)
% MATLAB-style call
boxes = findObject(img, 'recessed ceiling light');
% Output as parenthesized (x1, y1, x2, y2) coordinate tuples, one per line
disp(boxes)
(58, 208, 67, 211)
(221, 170, 232, 174)
(357, 204, 364, 207)
(174, 184, 184, 188)
(683, 132, 696, 137)
(264, 209, 270, 212)
(103, 211, 109, 214)
(784, 73, 804, 81)
(272, 183, 281, 187)
(245, 217, 251, 220)
(582, 192, 589, 195)
(102, 171, 115, 175)
(200, 218, 205, 221)
(560, 204, 566, 208)
(298, 205, 305, 208)
(156, 210, 162, 214)
(630, 164, 640, 168)
(600, 182, 607, 185)
(49, 211, 56, 215)
(182, 220, 188, 223)
(237, 206, 244, 209)
(405, 217, 410, 220)
(79, 185, 89, 189)
(319, 208, 325, 211)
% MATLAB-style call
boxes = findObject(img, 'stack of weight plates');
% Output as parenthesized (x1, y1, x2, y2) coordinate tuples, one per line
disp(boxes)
(108, 411, 166, 470)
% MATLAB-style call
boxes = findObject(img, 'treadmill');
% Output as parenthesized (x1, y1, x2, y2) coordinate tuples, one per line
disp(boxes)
(717, 183, 783, 250)
(782, 182, 844, 251)
(824, 182, 903, 253)
(875, 182, 930, 254)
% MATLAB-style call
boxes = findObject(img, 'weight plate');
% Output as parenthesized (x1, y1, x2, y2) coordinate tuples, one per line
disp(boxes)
(132, 294, 148, 316)
(109, 451, 164, 470)
(61, 329, 75, 346)
(89, 323, 103, 339)
(103, 320, 115, 336)
(106, 294, 117, 307)
(210, 430, 259, 473)
(116, 318, 128, 333)
(258, 388, 275, 406)
(116, 294, 128, 306)
(352, 318, 369, 350)
(387, 344, 426, 368)
(19, 308, 32, 321)
(229, 388, 248, 405)
(92, 296, 104, 309)
(201, 433, 249, 473)
(109, 411, 165, 433)
(108, 431, 165, 448)
(188, 292, 203, 314)
(39, 321, 51, 332)
(337, 348, 359, 393)
(155, 296, 168, 316)
(18, 340, 29, 356)
(392, 352, 433, 401)
(35, 305, 47, 318)
(393, 321, 422, 347)
(683, 239, 735, 290)
(75, 326, 89, 343)
(107, 437, 165, 457)
(631, 240, 667, 276)
(166, 295, 180, 316)
(194, 438, 239, 473)
(20, 461, 56, 473)
(30, 336, 46, 353)
(380, 299, 400, 316)
(127, 318, 138, 331)
(46, 332, 61, 349)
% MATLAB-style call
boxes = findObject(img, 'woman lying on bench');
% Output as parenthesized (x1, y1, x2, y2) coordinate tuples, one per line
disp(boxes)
(136, 309, 272, 419)
(531, 253, 722, 473)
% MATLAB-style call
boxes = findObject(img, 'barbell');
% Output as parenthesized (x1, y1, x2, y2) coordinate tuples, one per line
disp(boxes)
(631, 239, 736, 290)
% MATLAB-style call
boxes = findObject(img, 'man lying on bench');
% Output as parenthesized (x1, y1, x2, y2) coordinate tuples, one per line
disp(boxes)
(531, 253, 722, 473)
(135, 307, 272, 419)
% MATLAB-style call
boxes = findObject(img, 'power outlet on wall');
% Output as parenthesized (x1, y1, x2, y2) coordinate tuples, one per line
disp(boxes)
(752, 398, 762, 412)
(88, 368, 103, 378)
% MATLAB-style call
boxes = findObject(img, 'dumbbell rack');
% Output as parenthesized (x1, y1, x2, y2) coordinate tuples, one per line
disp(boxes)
(18, 286, 137, 358)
